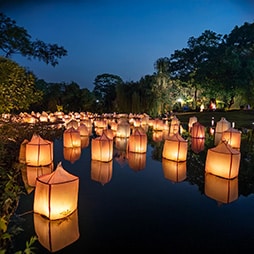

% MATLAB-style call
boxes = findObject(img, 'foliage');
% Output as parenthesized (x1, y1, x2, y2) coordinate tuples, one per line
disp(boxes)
(0, 13, 67, 66)
(0, 57, 43, 114)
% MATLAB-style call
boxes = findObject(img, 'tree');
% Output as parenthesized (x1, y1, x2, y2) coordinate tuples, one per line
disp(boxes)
(0, 13, 67, 66)
(0, 57, 43, 113)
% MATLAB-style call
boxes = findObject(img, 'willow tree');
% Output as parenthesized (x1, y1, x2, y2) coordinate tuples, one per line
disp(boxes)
(0, 57, 42, 113)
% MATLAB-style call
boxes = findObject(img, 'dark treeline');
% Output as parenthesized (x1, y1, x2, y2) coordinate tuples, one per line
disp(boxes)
(1, 12, 254, 117)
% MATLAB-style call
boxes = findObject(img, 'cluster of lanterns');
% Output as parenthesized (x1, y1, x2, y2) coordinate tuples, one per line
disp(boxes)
(18, 111, 243, 251)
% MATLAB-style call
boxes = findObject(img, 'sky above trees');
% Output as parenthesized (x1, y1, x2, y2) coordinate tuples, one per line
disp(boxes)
(1, 0, 254, 90)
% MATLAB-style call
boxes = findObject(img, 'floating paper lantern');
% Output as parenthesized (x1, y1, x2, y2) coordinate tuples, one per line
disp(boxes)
(191, 137, 205, 153)
(127, 152, 146, 171)
(162, 133, 188, 162)
(63, 147, 81, 164)
(91, 160, 113, 185)
(26, 163, 54, 187)
(63, 127, 81, 148)
(169, 116, 180, 135)
(78, 123, 89, 136)
(214, 117, 231, 145)
(153, 119, 164, 131)
(25, 134, 53, 166)
(221, 127, 241, 150)
(191, 122, 205, 139)
(128, 128, 147, 153)
(34, 162, 79, 220)
(205, 141, 241, 179)
(34, 209, 79, 252)
(19, 139, 29, 164)
(162, 158, 186, 183)
(91, 132, 113, 162)
(81, 136, 90, 149)
(116, 121, 131, 138)
(66, 119, 79, 129)
(152, 131, 163, 142)
(188, 116, 198, 132)
(204, 173, 238, 204)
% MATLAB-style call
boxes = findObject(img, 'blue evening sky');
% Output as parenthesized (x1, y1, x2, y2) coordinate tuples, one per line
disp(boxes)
(1, 0, 254, 90)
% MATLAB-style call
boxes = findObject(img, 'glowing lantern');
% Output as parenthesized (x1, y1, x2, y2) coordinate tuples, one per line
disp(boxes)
(114, 137, 128, 151)
(191, 137, 205, 153)
(191, 122, 205, 139)
(91, 160, 113, 185)
(221, 127, 241, 150)
(25, 134, 53, 166)
(152, 131, 163, 142)
(153, 119, 164, 131)
(205, 173, 238, 204)
(205, 141, 240, 179)
(33, 162, 79, 220)
(26, 163, 54, 187)
(81, 136, 90, 149)
(127, 152, 146, 171)
(169, 116, 180, 135)
(91, 132, 113, 162)
(162, 158, 186, 182)
(116, 122, 131, 138)
(162, 133, 188, 162)
(78, 123, 89, 136)
(66, 119, 79, 129)
(34, 209, 79, 252)
(63, 147, 81, 164)
(188, 116, 197, 132)
(214, 117, 231, 145)
(104, 128, 115, 140)
(19, 139, 29, 164)
(128, 128, 147, 153)
(63, 127, 81, 148)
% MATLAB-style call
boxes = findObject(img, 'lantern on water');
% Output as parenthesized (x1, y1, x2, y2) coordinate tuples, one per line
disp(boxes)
(66, 119, 79, 129)
(162, 133, 188, 162)
(214, 117, 231, 145)
(63, 127, 81, 148)
(25, 134, 53, 166)
(221, 127, 241, 150)
(191, 137, 205, 153)
(91, 160, 113, 185)
(169, 116, 180, 135)
(152, 131, 163, 142)
(188, 116, 197, 132)
(116, 122, 131, 138)
(34, 209, 79, 253)
(162, 158, 186, 183)
(78, 123, 89, 136)
(205, 141, 240, 179)
(91, 132, 113, 162)
(81, 136, 90, 149)
(33, 162, 79, 220)
(204, 173, 238, 204)
(19, 139, 29, 164)
(127, 152, 146, 171)
(26, 163, 54, 187)
(153, 118, 164, 131)
(191, 122, 205, 139)
(63, 147, 81, 164)
(128, 128, 147, 153)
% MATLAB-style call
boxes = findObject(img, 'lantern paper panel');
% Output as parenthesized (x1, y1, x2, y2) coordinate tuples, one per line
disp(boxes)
(169, 116, 180, 135)
(152, 131, 164, 142)
(191, 137, 205, 154)
(162, 158, 186, 183)
(66, 119, 79, 129)
(33, 162, 79, 220)
(91, 160, 113, 185)
(128, 128, 148, 153)
(162, 133, 188, 162)
(19, 139, 29, 164)
(25, 134, 53, 166)
(127, 152, 146, 171)
(78, 123, 89, 136)
(221, 127, 241, 150)
(214, 117, 231, 145)
(81, 136, 90, 149)
(63, 147, 81, 164)
(26, 163, 54, 187)
(205, 141, 240, 179)
(191, 122, 205, 139)
(116, 122, 131, 138)
(91, 132, 113, 162)
(188, 116, 198, 132)
(34, 209, 79, 253)
(63, 127, 81, 148)
(204, 173, 238, 204)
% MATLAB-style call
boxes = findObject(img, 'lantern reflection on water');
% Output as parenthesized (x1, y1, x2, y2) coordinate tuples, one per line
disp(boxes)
(63, 147, 81, 164)
(205, 141, 241, 179)
(162, 158, 187, 183)
(205, 173, 238, 204)
(91, 160, 113, 185)
(127, 151, 146, 171)
(34, 209, 79, 253)
(63, 127, 81, 148)
(25, 134, 53, 166)
(162, 133, 188, 162)
(33, 162, 79, 220)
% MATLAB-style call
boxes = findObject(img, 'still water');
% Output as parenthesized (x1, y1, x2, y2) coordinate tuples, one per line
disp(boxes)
(13, 134, 254, 253)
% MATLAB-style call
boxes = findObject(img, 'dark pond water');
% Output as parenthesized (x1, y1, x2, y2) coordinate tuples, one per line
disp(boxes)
(12, 132, 254, 253)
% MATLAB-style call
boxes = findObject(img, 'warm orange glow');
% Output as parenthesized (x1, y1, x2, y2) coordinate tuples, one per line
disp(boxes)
(152, 131, 164, 142)
(214, 117, 231, 145)
(204, 173, 238, 204)
(33, 162, 79, 220)
(114, 137, 128, 151)
(91, 132, 113, 162)
(191, 137, 205, 153)
(221, 127, 241, 150)
(25, 134, 53, 166)
(162, 158, 186, 182)
(63, 127, 81, 148)
(81, 136, 90, 149)
(205, 141, 240, 179)
(78, 123, 89, 136)
(188, 116, 197, 132)
(191, 122, 205, 139)
(128, 127, 147, 153)
(127, 151, 146, 171)
(116, 121, 131, 138)
(19, 139, 29, 164)
(63, 147, 81, 163)
(169, 116, 180, 135)
(34, 210, 79, 252)
(91, 160, 113, 185)
(162, 133, 188, 161)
